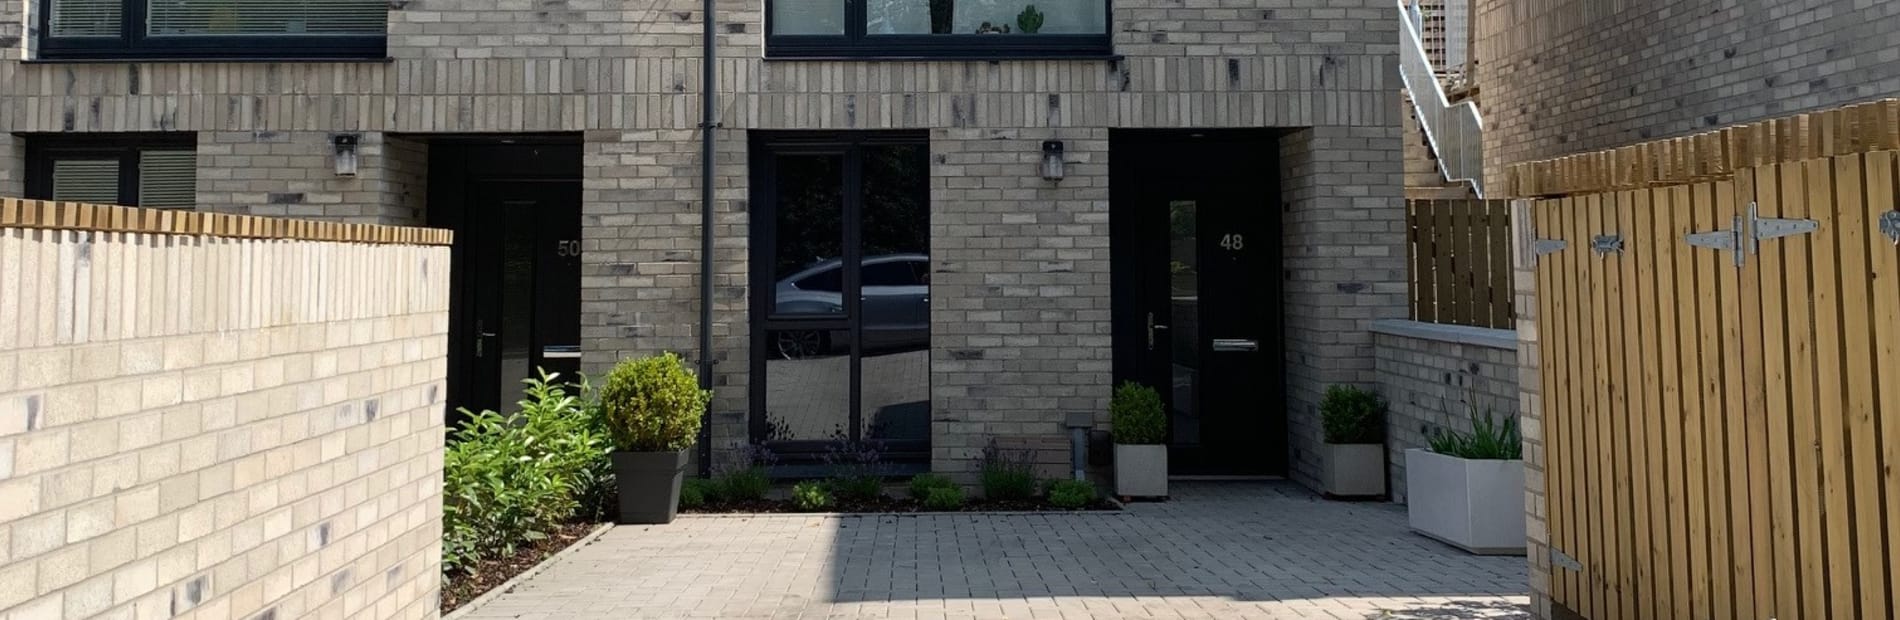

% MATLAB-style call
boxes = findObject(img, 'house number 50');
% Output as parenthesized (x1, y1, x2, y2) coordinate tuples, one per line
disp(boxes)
(556, 240, 582, 257)
(1218, 234, 1245, 250)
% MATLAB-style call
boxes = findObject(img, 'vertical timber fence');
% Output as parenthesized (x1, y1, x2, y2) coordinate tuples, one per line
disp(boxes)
(1518, 100, 1900, 620)
(1407, 198, 1514, 329)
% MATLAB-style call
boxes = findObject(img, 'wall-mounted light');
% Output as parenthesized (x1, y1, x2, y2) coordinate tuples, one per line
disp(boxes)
(1041, 140, 1065, 181)
(332, 134, 361, 177)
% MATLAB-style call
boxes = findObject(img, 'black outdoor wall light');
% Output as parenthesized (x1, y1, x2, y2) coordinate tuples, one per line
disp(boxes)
(332, 133, 361, 177)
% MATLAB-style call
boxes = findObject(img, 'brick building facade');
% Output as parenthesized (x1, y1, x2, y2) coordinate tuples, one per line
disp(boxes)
(0, 0, 1405, 485)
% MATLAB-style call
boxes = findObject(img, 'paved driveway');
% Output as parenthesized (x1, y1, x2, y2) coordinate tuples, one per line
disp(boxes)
(456, 482, 1529, 619)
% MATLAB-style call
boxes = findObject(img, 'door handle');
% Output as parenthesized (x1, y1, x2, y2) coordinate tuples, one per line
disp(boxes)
(474, 320, 497, 358)
(1146, 312, 1170, 350)
(1212, 338, 1258, 352)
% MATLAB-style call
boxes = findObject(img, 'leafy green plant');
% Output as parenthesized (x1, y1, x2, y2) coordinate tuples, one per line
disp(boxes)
(1044, 479, 1096, 509)
(1015, 4, 1044, 33)
(907, 473, 958, 501)
(980, 440, 1038, 501)
(715, 467, 772, 502)
(599, 352, 710, 452)
(791, 481, 833, 511)
(1428, 400, 1523, 460)
(679, 478, 715, 509)
(1110, 381, 1165, 445)
(922, 486, 965, 510)
(824, 439, 887, 501)
(443, 371, 608, 576)
(1320, 385, 1386, 444)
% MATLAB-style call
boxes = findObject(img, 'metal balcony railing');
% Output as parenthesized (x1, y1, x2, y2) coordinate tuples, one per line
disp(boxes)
(1400, 0, 1485, 197)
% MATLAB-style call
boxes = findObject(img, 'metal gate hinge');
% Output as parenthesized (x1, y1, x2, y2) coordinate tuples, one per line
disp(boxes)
(1684, 202, 1819, 267)
(1550, 547, 1583, 572)
(1532, 239, 1567, 257)
(1591, 234, 1624, 256)
(1881, 210, 1900, 245)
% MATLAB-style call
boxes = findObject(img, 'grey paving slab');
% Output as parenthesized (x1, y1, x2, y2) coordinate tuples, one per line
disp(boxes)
(456, 482, 1529, 619)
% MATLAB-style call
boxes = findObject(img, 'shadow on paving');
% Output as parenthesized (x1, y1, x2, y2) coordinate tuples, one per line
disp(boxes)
(824, 481, 1528, 610)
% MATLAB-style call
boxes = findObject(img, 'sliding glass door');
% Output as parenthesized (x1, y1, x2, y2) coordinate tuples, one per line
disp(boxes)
(748, 132, 931, 470)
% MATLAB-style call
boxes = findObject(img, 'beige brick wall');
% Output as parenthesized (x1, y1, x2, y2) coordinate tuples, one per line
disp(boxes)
(0, 0, 1404, 479)
(0, 225, 450, 620)
(1370, 325, 1519, 504)
(1474, 0, 1900, 187)
(1509, 200, 1551, 618)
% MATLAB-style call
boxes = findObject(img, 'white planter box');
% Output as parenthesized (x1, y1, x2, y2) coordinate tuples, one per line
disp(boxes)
(1320, 443, 1386, 497)
(1114, 444, 1168, 498)
(1405, 448, 1526, 555)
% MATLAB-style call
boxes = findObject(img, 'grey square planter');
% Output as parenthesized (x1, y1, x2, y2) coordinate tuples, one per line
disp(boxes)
(1114, 444, 1168, 498)
(612, 449, 689, 525)
(1320, 442, 1386, 497)
(1404, 448, 1526, 554)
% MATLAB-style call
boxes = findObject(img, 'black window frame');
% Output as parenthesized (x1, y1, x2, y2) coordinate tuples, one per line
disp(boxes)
(37, 0, 388, 61)
(25, 133, 197, 207)
(766, 0, 1113, 59)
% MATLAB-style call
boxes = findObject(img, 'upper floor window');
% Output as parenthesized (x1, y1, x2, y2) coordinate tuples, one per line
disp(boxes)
(26, 135, 198, 209)
(40, 0, 387, 60)
(768, 0, 1110, 59)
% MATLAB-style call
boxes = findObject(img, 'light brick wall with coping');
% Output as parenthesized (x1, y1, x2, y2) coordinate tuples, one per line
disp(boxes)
(1368, 320, 1519, 504)
(0, 199, 450, 620)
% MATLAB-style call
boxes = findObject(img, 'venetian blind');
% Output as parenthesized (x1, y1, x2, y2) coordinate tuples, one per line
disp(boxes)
(146, 0, 389, 36)
(51, 159, 123, 204)
(48, 0, 123, 37)
(139, 150, 197, 209)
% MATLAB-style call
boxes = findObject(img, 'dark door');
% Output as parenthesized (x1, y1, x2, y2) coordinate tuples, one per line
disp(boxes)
(432, 140, 584, 420)
(1112, 130, 1285, 475)
(748, 131, 931, 474)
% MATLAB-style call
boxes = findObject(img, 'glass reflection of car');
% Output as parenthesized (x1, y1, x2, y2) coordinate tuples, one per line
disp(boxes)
(773, 253, 929, 359)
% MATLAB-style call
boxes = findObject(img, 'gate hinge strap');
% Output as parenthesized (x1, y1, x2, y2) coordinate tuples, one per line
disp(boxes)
(1532, 239, 1566, 257)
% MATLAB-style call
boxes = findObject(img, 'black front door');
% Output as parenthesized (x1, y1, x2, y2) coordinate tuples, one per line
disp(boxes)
(431, 139, 583, 420)
(1112, 130, 1285, 475)
(748, 131, 931, 473)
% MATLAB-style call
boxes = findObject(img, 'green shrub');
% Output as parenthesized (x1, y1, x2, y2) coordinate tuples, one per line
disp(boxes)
(828, 475, 883, 502)
(1428, 401, 1523, 460)
(716, 467, 772, 502)
(922, 486, 965, 511)
(1320, 385, 1385, 444)
(443, 371, 608, 575)
(979, 440, 1038, 501)
(1110, 381, 1165, 444)
(1044, 479, 1096, 509)
(679, 478, 715, 509)
(907, 474, 958, 501)
(791, 481, 833, 511)
(599, 352, 710, 452)
(824, 440, 888, 501)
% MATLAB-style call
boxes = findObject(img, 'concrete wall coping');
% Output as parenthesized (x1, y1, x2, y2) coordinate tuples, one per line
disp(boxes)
(1370, 319, 1517, 351)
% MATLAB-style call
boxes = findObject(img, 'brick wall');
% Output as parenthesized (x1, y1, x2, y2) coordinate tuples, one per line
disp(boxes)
(0, 215, 449, 620)
(1279, 126, 1410, 488)
(1369, 322, 1519, 504)
(0, 0, 1405, 478)
(1474, 0, 1900, 185)
(1508, 200, 1551, 619)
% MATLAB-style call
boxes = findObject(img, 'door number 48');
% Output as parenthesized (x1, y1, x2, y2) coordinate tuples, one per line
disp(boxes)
(1218, 234, 1245, 250)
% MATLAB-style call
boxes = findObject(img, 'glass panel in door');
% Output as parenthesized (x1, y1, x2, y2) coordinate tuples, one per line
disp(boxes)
(1168, 200, 1202, 448)
(763, 153, 851, 442)
(858, 143, 930, 444)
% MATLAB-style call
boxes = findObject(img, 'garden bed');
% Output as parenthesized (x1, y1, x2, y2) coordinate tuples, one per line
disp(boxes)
(440, 521, 600, 615)
(683, 495, 1119, 514)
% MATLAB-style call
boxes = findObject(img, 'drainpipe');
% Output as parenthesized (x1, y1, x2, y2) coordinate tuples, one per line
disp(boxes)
(696, 0, 719, 478)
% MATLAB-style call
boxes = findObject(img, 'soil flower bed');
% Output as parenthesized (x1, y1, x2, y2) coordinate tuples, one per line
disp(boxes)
(440, 521, 599, 614)
(682, 494, 1119, 514)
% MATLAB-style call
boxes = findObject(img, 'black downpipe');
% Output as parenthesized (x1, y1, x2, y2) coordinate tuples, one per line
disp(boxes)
(696, 0, 718, 478)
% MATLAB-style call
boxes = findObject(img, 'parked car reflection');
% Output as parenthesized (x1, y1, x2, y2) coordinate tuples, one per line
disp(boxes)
(772, 253, 930, 358)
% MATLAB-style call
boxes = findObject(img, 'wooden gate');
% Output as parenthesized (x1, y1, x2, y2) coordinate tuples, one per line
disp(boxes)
(1534, 150, 1900, 619)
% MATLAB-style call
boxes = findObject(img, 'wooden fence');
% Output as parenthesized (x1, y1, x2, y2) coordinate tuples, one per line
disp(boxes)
(1533, 150, 1900, 619)
(1406, 198, 1514, 329)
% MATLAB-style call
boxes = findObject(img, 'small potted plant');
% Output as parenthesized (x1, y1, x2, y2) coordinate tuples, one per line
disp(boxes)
(600, 352, 710, 524)
(1110, 381, 1167, 498)
(1406, 400, 1526, 554)
(1319, 385, 1386, 497)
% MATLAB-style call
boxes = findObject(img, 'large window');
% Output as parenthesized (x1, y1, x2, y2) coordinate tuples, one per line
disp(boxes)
(40, 0, 387, 60)
(768, 0, 1110, 58)
(26, 135, 198, 209)
(749, 132, 931, 471)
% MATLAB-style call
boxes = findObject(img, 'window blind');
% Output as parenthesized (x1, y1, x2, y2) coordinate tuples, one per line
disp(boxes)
(139, 150, 197, 209)
(51, 160, 123, 204)
(146, 0, 388, 36)
(48, 0, 123, 37)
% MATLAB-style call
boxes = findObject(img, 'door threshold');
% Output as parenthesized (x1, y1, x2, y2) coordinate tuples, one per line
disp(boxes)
(1169, 475, 1286, 481)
